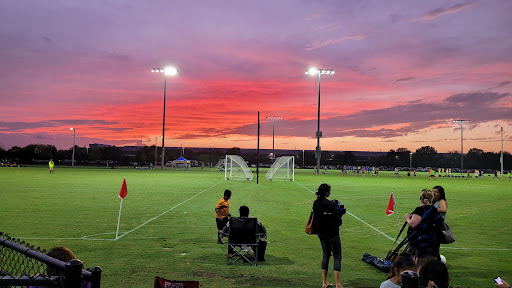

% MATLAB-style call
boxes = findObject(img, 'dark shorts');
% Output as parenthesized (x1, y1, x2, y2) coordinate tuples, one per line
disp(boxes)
(216, 217, 228, 230)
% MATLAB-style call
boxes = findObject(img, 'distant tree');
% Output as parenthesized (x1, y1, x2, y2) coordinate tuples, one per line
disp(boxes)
(302, 150, 316, 166)
(414, 146, 439, 167)
(466, 148, 485, 169)
(342, 151, 356, 166)
(136, 146, 152, 164)
(396, 148, 411, 167)
(0, 147, 5, 160)
(40, 144, 58, 160)
(226, 147, 241, 155)
(439, 151, 460, 168)
(331, 152, 345, 166)
(384, 149, 398, 167)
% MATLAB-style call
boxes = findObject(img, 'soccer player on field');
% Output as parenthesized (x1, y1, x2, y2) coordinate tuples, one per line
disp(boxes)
(49, 159, 54, 174)
(215, 189, 232, 244)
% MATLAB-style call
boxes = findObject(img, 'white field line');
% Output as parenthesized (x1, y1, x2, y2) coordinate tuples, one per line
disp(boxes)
(14, 180, 225, 241)
(116, 180, 225, 240)
(294, 181, 511, 251)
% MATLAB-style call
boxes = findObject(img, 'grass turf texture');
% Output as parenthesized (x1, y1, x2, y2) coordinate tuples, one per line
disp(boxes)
(1, 166, 511, 288)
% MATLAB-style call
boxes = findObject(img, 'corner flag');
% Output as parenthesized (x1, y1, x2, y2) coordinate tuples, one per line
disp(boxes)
(116, 177, 128, 240)
(386, 192, 395, 216)
(119, 178, 128, 199)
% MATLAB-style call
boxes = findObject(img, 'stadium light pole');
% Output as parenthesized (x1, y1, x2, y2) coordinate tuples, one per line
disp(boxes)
(154, 136, 162, 166)
(70, 128, 75, 167)
(501, 127, 504, 179)
(266, 116, 282, 161)
(152, 67, 178, 170)
(409, 152, 413, 170)
(306, 67, 334, 174)
(453, 120, 470, 170)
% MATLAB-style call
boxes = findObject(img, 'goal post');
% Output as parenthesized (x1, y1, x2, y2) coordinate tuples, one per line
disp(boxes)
(266, 156, 294, 181)
(214, 158, 225, 171)
(224, 155, 253, 181)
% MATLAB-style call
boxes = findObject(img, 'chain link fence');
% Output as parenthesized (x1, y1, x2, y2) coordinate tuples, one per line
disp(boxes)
(0, 232, 101, 288)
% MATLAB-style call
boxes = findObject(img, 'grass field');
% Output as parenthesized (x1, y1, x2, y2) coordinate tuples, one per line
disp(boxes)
(1, 166, 511, 288)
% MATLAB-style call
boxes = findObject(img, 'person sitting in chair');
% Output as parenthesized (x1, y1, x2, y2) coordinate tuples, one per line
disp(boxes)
(221, 205, 267, 261)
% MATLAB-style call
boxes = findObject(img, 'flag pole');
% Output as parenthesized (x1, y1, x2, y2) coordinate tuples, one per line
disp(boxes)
(394, 193, 401, 239)
(116, 198, 123, 240)
(116, 177, 128, 241)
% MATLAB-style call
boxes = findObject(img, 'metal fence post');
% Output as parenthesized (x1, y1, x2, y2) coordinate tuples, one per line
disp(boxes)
(64, 259, 83, 288)
(89, 266, 102, 288)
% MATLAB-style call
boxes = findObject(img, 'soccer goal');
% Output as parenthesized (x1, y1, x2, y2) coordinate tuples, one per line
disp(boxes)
(214, 158, 225, 171)
(225, 155, 253, 181)
(266, 156, 294, 181)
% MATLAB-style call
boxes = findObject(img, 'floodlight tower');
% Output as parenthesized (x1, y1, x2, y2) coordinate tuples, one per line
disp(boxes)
(409, 152, 413, 170)
(152, 67, 178, 169)
(501, 127, 504, 179)
(266, 116, 282, 160)
(306, 67, 334, 174)
(453, 120, 470, 169)
(70, 128, 75, 167)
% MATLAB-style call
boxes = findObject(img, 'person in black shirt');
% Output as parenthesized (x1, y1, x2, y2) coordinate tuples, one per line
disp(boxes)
(312, 183, 344, 288)
(404, 189, 440, 270)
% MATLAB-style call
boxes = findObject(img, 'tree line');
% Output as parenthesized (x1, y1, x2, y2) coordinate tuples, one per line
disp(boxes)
(0, 144, 509, 170)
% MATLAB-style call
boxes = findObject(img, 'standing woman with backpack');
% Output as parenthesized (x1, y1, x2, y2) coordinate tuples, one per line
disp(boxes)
(312, 183, 344, 288)
(404, 189, 440, 270)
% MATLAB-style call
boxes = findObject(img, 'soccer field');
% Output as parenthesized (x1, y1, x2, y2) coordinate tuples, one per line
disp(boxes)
(1, 166, 511, 288)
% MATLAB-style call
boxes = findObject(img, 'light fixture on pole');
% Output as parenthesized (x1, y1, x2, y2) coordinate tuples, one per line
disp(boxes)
(70, 128, 75, 167)
(266, 116, 282, 160)
(302, 150, 305, 168)
(453, 120, 470, 169)
(306, 67, 334, 174)
(152, 67, 178, 170)
(409, 152, 413, 170)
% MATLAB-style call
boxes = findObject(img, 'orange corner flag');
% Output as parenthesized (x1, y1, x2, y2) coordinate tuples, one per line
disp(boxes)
(386, 192, 395, 216)
(119, 178, 128, 199)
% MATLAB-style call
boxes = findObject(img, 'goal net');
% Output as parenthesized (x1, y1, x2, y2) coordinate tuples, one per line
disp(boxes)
(266, 156, 294, 181)
(225, 155, 253, 181)
(214, 158, 225, 171)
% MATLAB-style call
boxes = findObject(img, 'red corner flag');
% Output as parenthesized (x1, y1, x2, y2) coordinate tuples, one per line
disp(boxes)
(119, 178, 128, 199)
(386, 192, 395, 216)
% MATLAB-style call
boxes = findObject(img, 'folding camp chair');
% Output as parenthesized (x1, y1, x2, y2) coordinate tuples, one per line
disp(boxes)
(227, 217, 259, 266)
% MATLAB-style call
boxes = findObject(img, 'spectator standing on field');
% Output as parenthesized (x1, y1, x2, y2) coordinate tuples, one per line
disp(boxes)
(49, 159, 54, 174)
(432, 186, 447, 220)
(312, 183, 344, 288)
(215, 189, 232, 244)
(404, 189, 440, 270)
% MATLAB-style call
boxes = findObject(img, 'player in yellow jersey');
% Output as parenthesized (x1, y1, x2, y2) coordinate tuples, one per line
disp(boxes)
(49, 159, 55, 174)
(215, 189, 232, 244)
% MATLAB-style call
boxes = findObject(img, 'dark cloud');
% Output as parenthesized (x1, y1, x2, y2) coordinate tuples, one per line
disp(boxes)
(0, 120, 118, 132)
(445, 92, 510, 105)
(413, 0, 481, 22)
(496, 81, 511, 88)
(232, 91, 512, 139)
(395, 77, 416, 83)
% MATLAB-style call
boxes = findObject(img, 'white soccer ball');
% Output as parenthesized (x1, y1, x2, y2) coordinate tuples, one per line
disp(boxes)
(440, 254, 446, 263)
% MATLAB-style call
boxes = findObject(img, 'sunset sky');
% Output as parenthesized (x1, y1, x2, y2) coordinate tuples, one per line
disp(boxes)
(1, 0, 511, 153)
